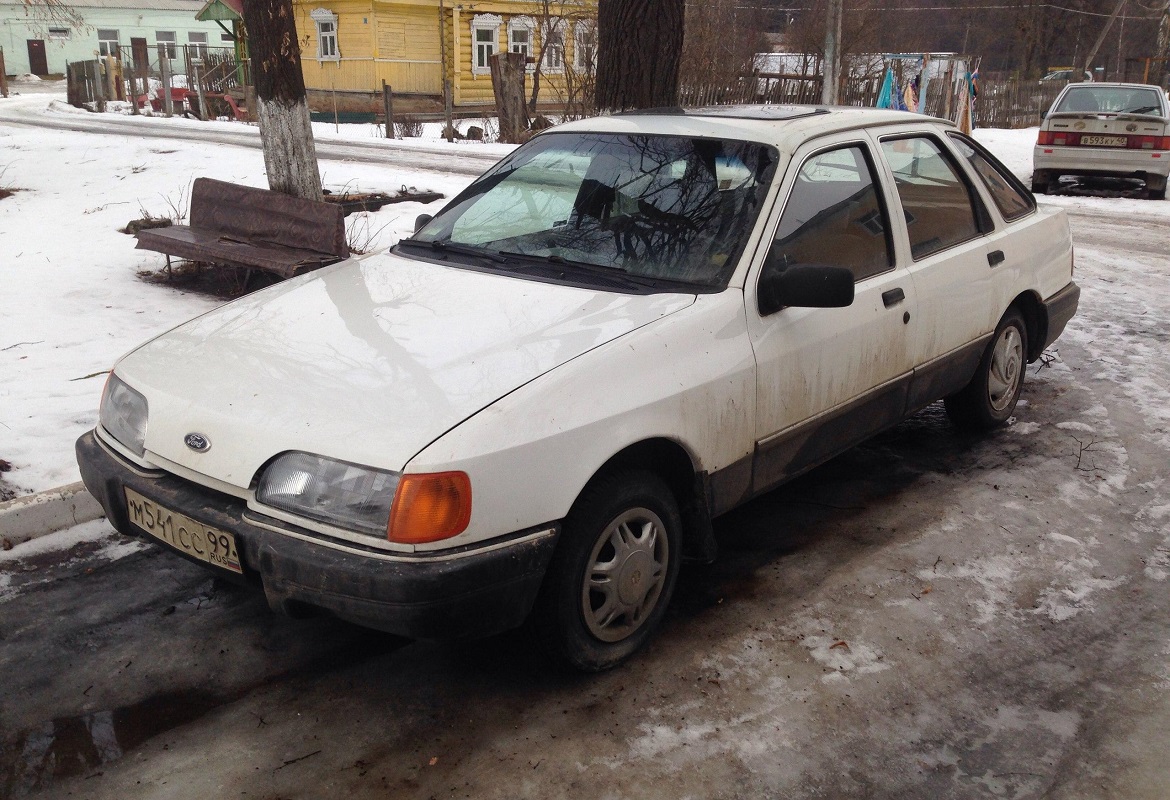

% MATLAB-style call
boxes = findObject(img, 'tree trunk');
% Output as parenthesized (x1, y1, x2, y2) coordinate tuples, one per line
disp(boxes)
(491, 52, 529, 144)
(242, 0, 322, 201)
(595, 0, 685, 111)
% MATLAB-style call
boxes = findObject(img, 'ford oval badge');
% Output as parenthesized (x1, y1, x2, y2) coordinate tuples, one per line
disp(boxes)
(184, 433, 211, 453)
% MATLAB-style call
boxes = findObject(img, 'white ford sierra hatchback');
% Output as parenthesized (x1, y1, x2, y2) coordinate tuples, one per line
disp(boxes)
(78, 107, 1078, 671)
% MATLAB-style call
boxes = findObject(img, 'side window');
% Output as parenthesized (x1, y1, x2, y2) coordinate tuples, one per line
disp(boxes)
(770, 145, 893, 282)
(880, 136, 981, 260)
(947, 132, 1035, 221)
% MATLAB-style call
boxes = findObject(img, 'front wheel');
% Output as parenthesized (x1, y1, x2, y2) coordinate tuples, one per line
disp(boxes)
(531, 470, 682, 672)
(945, 308, 1029, 431)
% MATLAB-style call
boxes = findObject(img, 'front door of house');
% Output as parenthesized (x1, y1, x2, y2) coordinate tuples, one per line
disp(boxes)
(27, 40, 48, 75)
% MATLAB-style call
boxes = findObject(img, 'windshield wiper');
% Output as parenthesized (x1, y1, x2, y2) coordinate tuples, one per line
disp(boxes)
(498, 250, 680, 290)
(1121, 106, 1160, 115)
(397, 238, 511, 265)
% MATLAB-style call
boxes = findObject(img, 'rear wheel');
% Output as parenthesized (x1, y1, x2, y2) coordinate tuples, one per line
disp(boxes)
(531, 470, 682, 672)
(1031, 170, 1049, 195)
(1147, 176, 1166, 200)
(945, 308, 1029, 431)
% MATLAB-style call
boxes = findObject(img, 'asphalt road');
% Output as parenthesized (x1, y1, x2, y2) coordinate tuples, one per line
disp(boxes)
(2, 201, 1169, 797)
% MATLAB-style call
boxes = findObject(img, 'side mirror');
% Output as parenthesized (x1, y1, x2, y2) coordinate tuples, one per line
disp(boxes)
(758, 261, 855, 316)
(414, 213, 433, 233)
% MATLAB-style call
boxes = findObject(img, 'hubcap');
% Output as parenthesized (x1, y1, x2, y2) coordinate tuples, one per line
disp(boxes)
(582, 507, 669, 643)
(988, 326, 1024, 413)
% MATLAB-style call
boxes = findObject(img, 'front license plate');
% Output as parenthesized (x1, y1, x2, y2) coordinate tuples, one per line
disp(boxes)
(1081, 135, 1127, 147)
(124, 487, 242, 574)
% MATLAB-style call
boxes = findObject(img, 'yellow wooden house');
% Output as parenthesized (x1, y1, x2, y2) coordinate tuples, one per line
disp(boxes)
(293, 0, 597, 112)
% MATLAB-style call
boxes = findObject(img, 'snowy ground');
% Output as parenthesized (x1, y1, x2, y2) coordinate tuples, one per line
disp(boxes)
(0, 85, 509, 494)
(5, 87, 1170, 800)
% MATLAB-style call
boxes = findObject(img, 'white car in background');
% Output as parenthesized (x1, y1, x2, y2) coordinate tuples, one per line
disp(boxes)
(78, 107, 1078, 671)
(1033, 82, 1170, 198)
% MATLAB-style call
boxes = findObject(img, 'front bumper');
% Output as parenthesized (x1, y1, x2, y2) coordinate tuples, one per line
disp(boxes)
(76, 431, 558, 640)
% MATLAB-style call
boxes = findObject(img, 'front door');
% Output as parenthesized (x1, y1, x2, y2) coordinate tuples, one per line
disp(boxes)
(26, 40, 48, 76)
(747, 140, 918, 492)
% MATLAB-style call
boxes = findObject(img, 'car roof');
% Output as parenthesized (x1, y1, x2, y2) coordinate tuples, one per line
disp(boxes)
(1060, 82, 1164, 91)
(549, 105, 953, 151)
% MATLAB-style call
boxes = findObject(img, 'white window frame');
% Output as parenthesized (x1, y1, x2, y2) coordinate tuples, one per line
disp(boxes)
(573, 20, 597, 74)
(156, 31, 177, 60)
(471, 14, 502, 75)
(48, 27, 71, 41)
(97, 29, 119, 57)
(310, 8, 340, 61)
(508, 16, 534, 71)
(540, 18, 566, 74)
(188, 31, 208, 59)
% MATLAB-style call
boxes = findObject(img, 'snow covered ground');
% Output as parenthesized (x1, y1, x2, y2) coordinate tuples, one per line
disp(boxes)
(1, 85, 1168, 495)
(0, 86, 508, 494)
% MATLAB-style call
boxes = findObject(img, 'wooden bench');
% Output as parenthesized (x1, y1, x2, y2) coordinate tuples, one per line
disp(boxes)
(135, 178, 349, 279)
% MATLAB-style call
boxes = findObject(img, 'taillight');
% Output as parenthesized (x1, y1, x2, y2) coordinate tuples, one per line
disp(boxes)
(1038, 131, 1075, 146)
(1127, 135, 1170, 150)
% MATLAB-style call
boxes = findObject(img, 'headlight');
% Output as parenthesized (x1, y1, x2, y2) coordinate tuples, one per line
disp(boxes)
(100, 374, 148, 457)
(257, 452, 400, 537)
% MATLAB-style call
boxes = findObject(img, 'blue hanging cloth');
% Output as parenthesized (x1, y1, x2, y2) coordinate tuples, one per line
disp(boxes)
(876, 67, 895, 108)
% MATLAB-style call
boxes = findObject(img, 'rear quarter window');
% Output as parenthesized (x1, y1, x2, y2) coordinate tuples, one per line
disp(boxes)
(947, 132, 1035, 221)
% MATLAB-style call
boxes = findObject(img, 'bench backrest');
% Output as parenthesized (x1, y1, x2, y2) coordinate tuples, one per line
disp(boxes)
(189, 177, 348, 259)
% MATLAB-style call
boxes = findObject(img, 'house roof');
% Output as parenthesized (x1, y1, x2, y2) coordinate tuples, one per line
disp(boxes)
(195, 0, 242, 22)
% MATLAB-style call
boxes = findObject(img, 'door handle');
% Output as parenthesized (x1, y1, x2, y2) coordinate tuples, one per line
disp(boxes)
(988, 250, 1005, 267)
(882, 288, 905, 307)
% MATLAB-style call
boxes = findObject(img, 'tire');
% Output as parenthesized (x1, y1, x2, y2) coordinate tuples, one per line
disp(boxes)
(531, 470, 683, 672)
(1031, 170, 1049, 195)
(945, 308, 1029, 431)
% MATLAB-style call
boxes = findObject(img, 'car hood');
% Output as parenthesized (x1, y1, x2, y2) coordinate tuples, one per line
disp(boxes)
(116, 252, 696, 489)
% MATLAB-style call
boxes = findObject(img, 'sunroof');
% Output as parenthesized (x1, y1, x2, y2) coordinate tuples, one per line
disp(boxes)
(621, 105, 829, 121)
(689, 105, 830, 120)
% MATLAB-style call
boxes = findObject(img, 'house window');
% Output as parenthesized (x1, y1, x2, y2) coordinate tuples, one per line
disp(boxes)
(188, 31, 208, 59)
(48, 27, 71, 41)
(508, 17, 533, 64)
(97, 29, 119, 57)
(574, 20, 596, 73)
(156, 31, 177, 59)
(471, 15, 502, 74)
(310, 8, 340, 60)
(540, 19, 565, 73)
(220, 32, 234, 43)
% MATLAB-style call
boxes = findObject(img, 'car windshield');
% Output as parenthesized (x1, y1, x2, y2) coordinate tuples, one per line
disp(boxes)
(408, 132, 778, 290)
(1054, 86, 1166, 115)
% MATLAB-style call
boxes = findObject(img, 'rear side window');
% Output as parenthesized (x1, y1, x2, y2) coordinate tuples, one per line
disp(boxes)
(880, 136, 981, 260)
(770, 144, 893, 282)
(947, 132, 1035, 221)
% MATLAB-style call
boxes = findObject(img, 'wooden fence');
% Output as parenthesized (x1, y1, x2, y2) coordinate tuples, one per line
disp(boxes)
(680, 69, 1067, 129)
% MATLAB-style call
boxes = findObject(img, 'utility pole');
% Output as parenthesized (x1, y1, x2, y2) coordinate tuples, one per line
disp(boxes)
(1159, 0, 1170, 86)
(821, 0, 843, 105)
(1080, 0, 1127, 81)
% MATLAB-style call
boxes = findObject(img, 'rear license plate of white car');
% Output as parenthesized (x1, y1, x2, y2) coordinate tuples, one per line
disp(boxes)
(124, 487, 242, 574)
(1081, 135, 1127, 147)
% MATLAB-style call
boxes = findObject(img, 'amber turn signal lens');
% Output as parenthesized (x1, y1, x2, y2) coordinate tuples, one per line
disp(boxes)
(388, 472, 472, 544)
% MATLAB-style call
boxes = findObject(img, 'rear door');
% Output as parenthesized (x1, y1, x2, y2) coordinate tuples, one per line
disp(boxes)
(872, 131, 999, 410)
(746, 137, 918, 492)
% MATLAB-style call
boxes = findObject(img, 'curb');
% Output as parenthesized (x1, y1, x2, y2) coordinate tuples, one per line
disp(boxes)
(0, 482, 104, 548)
